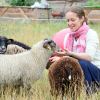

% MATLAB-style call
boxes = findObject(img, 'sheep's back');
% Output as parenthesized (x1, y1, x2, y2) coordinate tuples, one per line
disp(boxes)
(5, 44, 27, 54)
(48, 56, 84, 98)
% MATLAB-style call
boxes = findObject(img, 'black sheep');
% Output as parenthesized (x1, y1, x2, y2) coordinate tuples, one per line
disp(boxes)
(0, 36, 31, 54)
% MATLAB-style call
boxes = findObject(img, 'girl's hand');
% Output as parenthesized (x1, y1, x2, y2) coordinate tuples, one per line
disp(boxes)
(64, 49, 71, 55)
(49, 56, 61, 62)
(53, 49, 70, 57)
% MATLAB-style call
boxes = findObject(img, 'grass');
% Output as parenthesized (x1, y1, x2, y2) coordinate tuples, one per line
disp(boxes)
(0, 21, 67, 46)
(0, 21, 100, 100)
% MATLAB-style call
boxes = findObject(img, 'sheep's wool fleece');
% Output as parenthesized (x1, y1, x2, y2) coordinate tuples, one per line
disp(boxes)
(5, 44, 27, 54)
(0, 40, 53, 85)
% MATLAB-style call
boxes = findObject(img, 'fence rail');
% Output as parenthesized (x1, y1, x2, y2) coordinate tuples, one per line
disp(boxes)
(0, 6, 100, 23)
(84, 6, 100, 23)
(0, 6, 51, 20)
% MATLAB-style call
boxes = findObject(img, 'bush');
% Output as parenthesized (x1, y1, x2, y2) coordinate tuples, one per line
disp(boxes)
(9, 0, 40, 6)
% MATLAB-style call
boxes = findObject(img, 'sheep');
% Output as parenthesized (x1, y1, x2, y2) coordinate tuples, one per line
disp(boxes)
(0, 39, 57, 90)
(0, 36, 31, 54)
(5, 44, 29, 54)
(48, 56, 84, 100)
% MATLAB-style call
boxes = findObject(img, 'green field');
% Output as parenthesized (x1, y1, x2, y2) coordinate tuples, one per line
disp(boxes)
(0, 21, 100, 100)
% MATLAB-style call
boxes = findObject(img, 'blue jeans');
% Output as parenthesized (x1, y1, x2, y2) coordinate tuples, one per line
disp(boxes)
(79, 60, 100, 86)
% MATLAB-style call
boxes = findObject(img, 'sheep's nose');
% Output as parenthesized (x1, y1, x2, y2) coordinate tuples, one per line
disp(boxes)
(0, 46, 6, 54)
(50, 41, 56, 47)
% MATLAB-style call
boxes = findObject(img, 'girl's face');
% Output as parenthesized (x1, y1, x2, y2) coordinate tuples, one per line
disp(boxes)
(66, 11, 84, 32)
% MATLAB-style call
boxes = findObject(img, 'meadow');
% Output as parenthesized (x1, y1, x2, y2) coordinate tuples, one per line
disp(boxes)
(0, 20, 100, 100)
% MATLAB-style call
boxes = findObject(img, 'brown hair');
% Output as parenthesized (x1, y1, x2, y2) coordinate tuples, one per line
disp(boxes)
(66, 6, 88, 24)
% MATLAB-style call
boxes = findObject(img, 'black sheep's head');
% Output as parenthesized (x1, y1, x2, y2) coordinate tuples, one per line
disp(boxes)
(0, 36, 13, 54)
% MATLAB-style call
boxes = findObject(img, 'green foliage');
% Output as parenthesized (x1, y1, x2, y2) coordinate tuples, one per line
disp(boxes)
(10, 0, 24, 6)
(9, 0, 40, 6)
(86, 0, 100, 6)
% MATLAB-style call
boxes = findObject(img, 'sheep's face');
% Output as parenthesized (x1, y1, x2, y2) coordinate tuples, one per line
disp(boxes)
(0, 36, 13, 54)
(43, 39, 57, 51)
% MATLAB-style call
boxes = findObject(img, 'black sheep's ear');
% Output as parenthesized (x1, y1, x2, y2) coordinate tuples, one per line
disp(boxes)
(7, 39, 14, 44)
(44, 38, 48, 40)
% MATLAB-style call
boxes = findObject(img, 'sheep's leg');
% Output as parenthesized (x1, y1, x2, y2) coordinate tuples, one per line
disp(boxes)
(22, 78, 33, 94)
(22, 81, 31, 91)
(22, 83, 33, 96)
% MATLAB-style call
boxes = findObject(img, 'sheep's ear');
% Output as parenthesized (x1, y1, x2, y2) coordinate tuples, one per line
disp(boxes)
(7, 39, 14, 44)
(47, 45, 52, 50)
(44, 38, 48, 41)
(46, 61, 52, 69)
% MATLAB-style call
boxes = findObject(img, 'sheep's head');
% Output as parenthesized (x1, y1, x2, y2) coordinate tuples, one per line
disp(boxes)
(43, 39, 57, 51)
(33, 39, 58, 52)
(0, 36, 13, 54)
(34, 38, 58, 56)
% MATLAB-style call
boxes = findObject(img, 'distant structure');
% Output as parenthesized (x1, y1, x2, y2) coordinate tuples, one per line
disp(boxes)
(47, 0, 86, 6)
(41, 0, 49, 8)
(31, 1, 41, 8)
(31, 0, 49, 8)
(48, 0, 87, 18)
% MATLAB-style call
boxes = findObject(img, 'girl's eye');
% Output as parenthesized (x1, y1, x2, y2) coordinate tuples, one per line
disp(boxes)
(66, 18, 75, 22)
(66, 19, 69, 22)
(71, 19, 75, 22)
